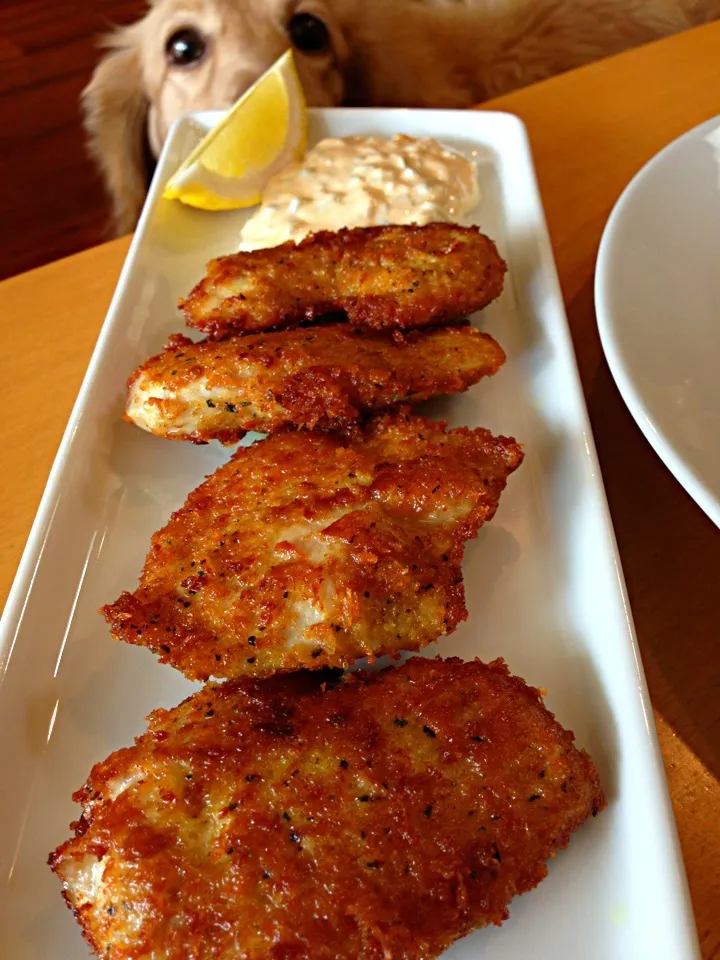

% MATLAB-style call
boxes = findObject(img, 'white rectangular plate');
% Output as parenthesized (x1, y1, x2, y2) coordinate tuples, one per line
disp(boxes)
(0, 109, 699, 959)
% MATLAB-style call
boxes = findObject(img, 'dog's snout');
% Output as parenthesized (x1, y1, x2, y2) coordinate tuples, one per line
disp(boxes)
(223, 63, 284, 107)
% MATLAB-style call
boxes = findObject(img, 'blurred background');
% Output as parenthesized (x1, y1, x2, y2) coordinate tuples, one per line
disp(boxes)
(0, 1, 143, 281)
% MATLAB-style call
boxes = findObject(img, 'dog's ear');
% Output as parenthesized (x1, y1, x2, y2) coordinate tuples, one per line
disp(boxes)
(82, 29, 150, 237)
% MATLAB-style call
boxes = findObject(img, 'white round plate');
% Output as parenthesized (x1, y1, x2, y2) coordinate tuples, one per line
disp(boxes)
(595, 116, 720, 528)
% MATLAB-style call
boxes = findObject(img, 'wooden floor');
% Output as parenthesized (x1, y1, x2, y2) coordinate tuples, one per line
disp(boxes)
(0, 0, 145, 280)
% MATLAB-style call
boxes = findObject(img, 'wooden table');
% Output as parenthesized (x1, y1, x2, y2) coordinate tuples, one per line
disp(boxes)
(2, 20, 720, 955)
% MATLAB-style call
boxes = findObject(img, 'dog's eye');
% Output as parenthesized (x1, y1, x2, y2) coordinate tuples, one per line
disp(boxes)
(288, 13, 330, 53)
(165, 28, 207, 67)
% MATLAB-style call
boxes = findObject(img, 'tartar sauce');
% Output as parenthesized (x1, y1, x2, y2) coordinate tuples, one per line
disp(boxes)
(239, 135, 480, 251)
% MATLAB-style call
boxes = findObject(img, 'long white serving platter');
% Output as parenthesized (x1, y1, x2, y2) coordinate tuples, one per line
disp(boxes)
(0, 109, 699, 959)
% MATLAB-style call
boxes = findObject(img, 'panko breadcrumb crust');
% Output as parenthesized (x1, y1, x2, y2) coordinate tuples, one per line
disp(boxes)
(125, 324, 505, 444)
(181, 223, 507, 339)
(50, 656, 605, 960)
(102, 411, 523, 681)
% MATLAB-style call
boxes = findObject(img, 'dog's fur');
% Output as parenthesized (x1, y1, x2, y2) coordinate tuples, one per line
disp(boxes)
(84, 0, 720, 235)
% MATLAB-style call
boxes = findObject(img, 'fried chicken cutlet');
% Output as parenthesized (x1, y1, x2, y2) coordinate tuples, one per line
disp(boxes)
(102, 412, 523, 681)
(181, 223, 507, 339)
(126, 324, 506, 444)
(50, 656, 605, 960)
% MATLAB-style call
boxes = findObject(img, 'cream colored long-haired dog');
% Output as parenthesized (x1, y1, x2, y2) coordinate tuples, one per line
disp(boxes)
(85, 0, 720, 234)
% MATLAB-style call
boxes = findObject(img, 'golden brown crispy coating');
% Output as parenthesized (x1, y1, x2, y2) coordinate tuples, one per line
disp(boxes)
(181, 223, 507, 339)
(102, 412, 523, 681)
(125, 324, 506, 444)
(50, 656, 605, 960)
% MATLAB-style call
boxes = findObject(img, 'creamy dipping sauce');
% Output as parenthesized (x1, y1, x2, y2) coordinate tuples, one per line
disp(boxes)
(239, 135, 480, 251)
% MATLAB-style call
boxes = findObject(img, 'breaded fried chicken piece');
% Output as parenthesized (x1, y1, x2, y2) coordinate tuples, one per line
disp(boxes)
(126, 324, 506, 444)
(50, 657, 605, 960)
(181, 223, 506, 339)
(102, 412, 523, 681)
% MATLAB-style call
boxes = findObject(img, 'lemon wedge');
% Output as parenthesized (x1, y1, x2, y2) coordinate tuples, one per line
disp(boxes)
(163, 50, 307, 211)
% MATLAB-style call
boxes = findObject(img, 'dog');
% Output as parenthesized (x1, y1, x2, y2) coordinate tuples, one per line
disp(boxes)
(84, 0, 720, 235)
